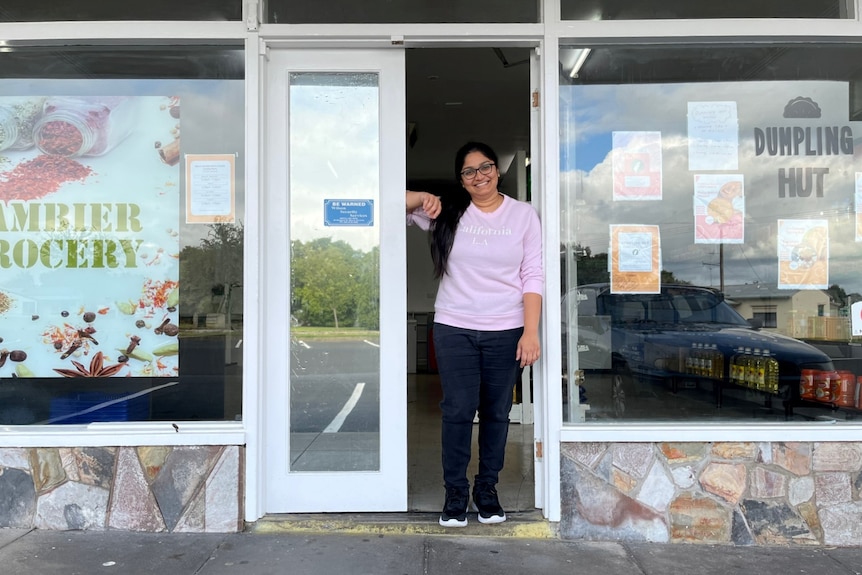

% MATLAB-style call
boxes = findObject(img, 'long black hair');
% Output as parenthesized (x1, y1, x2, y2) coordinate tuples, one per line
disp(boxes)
(430, 141, 500, 278)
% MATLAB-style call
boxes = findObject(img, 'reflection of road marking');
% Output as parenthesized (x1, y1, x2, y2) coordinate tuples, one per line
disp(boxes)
(363, 340, 379, 348)
(235, 339, 242, 348)
(298, 341, 311, 349)
(323, 382, 365, 433)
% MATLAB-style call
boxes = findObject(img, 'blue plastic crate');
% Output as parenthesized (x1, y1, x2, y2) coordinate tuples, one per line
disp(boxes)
(49, 392, 149, 424)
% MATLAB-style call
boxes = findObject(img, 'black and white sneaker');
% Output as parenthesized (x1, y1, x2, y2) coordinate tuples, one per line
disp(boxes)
(439, 486, 469, 527)
(472, 483, 506, 524)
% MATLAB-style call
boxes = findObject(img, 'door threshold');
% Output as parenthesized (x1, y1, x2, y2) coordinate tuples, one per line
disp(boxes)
(248, 510, 553, 538)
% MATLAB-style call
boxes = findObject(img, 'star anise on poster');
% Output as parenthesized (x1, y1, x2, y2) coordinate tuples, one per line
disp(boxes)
(53, 351, 125, 378)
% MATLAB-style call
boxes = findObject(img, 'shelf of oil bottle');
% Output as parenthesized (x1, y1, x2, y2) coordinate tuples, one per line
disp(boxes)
(674, 344, 779, 394)
(674, 344, 862, 415)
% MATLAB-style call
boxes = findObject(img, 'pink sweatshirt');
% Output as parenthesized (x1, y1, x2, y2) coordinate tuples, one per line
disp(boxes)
(408, 194, 544, 331)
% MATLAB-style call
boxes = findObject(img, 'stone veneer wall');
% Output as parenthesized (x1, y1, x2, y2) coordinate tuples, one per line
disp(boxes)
(0, 445, 242, 532)
(561, 442, 862, 546)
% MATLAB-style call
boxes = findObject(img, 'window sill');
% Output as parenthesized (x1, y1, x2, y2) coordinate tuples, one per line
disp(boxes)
(560, 421, 862, 443)
(0, 421, 245, 448)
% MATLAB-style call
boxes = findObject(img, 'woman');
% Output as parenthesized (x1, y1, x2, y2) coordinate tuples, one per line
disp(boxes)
(406, 141, 543, 527)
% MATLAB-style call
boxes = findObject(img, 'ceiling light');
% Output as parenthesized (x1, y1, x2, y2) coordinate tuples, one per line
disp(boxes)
(569, 48, 591, 79)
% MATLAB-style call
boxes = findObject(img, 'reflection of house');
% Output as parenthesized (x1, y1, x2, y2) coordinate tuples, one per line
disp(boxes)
(0, 290, 39, 317)
(723, 283, 846, 340)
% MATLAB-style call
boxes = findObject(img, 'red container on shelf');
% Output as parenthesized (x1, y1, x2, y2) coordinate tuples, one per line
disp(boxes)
(814, 370, 838, 402)
(835, 371, 856, 407)
(800, 369, 816, 400)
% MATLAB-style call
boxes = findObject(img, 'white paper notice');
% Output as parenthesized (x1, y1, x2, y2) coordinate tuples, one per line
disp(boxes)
(856, 172, 862, 242)
(618, 232, 654, 272)
(777, 219, 828, 290)
(611, 131, 663, 201)
(693, 174, 745, 244)
(188, 156, 234, 223)
(688, 101, 739, 171)
(852, 301, 862, 336)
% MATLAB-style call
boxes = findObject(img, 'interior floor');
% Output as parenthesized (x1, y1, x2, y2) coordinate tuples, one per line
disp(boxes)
(407, 372, 535, 513)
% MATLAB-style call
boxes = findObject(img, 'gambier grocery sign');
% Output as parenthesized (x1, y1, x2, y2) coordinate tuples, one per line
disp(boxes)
(0, 94, 181, 380)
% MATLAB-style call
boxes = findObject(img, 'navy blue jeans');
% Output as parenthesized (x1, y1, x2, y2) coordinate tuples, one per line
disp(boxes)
(432, 323, 523, 490)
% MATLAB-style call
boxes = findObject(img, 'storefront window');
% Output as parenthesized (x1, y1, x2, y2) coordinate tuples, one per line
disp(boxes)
(0, 46, 245, 424)
(560, 44, 862, 424)
(0, 1, 241, 21)
(561, 0, 851, 20)
(266, 0, 538, 24)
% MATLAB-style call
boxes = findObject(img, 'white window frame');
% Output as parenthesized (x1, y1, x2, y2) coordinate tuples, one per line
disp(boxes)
(0, 20, 250, 451)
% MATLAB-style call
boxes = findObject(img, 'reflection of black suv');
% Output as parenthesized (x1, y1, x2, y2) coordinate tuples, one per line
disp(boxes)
(564, 284, 835, 414)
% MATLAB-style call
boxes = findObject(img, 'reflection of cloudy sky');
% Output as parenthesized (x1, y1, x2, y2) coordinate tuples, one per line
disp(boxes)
(289, 81, 380, 253)
(561, 80, 862, 293)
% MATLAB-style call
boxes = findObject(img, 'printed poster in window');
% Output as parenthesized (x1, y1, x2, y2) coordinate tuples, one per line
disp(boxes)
(777, 219, 829, 290)
(0, 95, 180, 379)
(611, 131, 663, 201)
(693, 174, 744, 244)
(687, 101, 739, 171)
(856, 172, 862, 241)
(186, 153, 236, 224)
(610, 224, 661, 294)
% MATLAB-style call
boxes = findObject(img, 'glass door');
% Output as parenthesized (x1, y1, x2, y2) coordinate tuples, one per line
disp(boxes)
(263, 48, 407, 511)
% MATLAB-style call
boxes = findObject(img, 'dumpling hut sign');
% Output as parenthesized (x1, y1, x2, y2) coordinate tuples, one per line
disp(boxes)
(0, 95, 181, 379)
(753, 96, 854, 199)
(751, 95, 855, 290)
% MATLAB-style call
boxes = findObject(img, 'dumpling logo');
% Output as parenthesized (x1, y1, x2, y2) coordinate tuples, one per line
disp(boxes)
(783, 96, 822, 119)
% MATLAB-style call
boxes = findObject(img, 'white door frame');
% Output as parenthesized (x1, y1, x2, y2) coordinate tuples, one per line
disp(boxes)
(249, 30, 549, 521)
(261, 46, 407, 512)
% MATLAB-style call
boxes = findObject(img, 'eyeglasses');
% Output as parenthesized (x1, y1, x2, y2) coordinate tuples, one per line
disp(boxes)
(460, 162, 496, 180)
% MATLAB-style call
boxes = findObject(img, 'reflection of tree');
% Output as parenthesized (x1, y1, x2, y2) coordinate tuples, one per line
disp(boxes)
(827, 283, 848, 309)
(179, 223, 244, 320)
(826, 284, 862, 317)
(291, 238, 379, 329)
(354, 246, 380, 330)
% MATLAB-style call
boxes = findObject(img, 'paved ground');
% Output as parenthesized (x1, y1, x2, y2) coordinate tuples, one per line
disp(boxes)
(1, 525, 861, 575)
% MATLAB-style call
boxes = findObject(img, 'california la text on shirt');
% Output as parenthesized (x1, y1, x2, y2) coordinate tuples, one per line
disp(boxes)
(457, 224, 512, 235)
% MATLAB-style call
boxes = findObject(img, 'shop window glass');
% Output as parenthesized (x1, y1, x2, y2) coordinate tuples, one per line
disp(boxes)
(561, 0, 850, 20)
(0, 1, 241, 21)
(560, 45, 862, 424)
(287, 72, 382, 472)
(266, 0, 538, 24)
(0, 46, 244, 424)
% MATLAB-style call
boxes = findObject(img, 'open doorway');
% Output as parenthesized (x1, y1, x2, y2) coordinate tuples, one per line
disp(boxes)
(404, 47, 534, 513)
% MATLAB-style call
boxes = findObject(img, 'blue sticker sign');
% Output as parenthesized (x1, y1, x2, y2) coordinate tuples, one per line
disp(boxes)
(324, 199, 375, 227)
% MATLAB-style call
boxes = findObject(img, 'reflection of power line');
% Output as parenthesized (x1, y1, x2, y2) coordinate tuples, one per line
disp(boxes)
(701, 245, 726, 291)
(702, 248, 720, 287)
(736, 244, 765, 284)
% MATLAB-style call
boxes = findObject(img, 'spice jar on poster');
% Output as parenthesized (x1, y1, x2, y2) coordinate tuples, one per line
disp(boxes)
(33, 96, 136, 157)
(0, 97, 46, 152)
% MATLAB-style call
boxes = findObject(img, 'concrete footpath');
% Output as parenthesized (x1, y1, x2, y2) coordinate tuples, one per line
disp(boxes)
(1, 521, 861, 575)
